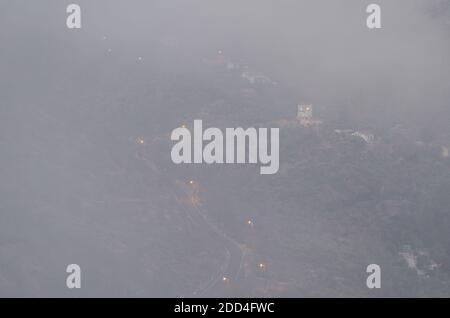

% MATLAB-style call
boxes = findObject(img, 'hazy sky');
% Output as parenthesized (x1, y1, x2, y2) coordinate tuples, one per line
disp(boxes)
(1, 1, 449, 133)
(0, 1, 449, 297)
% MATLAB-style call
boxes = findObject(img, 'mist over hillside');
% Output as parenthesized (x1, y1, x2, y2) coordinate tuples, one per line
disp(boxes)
(0, 1, 449, 297)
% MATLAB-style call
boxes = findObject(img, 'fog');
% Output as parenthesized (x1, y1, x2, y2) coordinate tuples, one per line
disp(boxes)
(0, 1, 449, 297)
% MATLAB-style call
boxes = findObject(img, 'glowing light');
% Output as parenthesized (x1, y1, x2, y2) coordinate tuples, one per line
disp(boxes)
(222, 276, 229, 282)
(138, 57, 143, 61)
(189, 180, 195, 185)
(137, 137, 145, 145)
(181, 124, 187, 129)
(247, 219, 253, 225)
(259, 263, 266, 270)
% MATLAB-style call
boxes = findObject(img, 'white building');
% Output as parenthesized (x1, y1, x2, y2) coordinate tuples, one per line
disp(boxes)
(351, 131, 375, 143)
(241, 71, 274, 85)
(297, 104, 313, 120)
